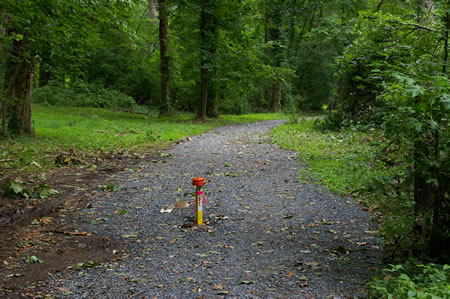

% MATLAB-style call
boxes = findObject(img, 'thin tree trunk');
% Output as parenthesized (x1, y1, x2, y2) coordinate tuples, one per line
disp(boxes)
(443, 12, 448, 74)
(270, 80, 281, 112)
(207, 78, 219, 118)
(0, 25, 6, 137)
(198, 67, 208, 121)
(413, 0, 435, 209)
(197, 1, 215, 121)
(158, 0, 170, 115)
(413, 0, 435, 256)
(375, 0, 385, 11)
(429, 10, 449, 257)
(148, 0, 156, 19)
(206, 5, 218, 119)
(264, 6, 272, 109)
(38, 51, 51, 87)
(264, 0, 283, 112)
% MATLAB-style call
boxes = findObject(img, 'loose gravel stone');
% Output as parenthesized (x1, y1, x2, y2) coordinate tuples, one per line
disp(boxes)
(41, 120, 381, 298)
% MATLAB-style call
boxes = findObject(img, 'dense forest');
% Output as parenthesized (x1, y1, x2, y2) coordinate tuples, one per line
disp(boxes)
(0, 0, 449, 296)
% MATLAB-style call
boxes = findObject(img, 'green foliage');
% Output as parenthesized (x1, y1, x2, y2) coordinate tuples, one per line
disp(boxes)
(101, 184, 120, 192)
(33, 81, 136, 109)
(2, 179, 31, 198)
(2, 179, 59, 199)
(76, 260, 102, 270)
(24, 255, 43, 264)
(367, 260, 450, 298)
(33, 184, 59, 199)
(329, 2, 450, 256)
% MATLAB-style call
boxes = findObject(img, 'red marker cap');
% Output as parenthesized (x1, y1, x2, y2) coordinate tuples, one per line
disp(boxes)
(192, 177, 205, 187)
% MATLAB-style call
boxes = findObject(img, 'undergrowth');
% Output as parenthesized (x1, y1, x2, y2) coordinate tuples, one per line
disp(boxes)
(367, 260, 450, 298)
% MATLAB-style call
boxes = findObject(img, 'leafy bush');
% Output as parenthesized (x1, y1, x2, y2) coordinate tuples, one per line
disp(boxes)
(33, 81, 136, 109)
(327, 6, 450, 256)
(367, 260, 450, 298)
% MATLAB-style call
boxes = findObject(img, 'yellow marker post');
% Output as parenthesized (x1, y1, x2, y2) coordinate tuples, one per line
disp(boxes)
(192, 177, 205, 225)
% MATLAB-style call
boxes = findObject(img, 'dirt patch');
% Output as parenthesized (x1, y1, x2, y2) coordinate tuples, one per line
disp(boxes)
(0, 148, 167, 297)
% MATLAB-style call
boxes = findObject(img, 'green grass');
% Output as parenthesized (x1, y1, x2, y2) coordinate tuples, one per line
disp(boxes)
(273, 117, 385, 195)
(0, 105, 286, 175)
(272, 116, 413, 248)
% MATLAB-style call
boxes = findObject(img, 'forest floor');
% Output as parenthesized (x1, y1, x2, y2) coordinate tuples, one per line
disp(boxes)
(1, 120, 382, 298)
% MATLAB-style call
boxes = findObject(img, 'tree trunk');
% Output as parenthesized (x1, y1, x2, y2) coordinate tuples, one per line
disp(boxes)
(429, 10, 449, 258)
(0, 25, 6, 138)
(38, 58, 51, 87)
(412, 0, 435, 256)
(264, 0, 283, 112)
(6, 39, 34, 136)
(375, 0, 385, 11)
(264, 8, 273, 110)
(442, 11, 449, 75)
(270, 80, 281, 112)
(207, 78, 219, 118)
(198, 66, 208, 121)
(158, 0, 170, 115)
(197, 1, 216, 121)
(148, 0, 156, 19)
(206, 5, 218, 119)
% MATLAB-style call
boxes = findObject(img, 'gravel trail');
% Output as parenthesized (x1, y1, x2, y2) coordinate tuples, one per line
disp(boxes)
(41, 120, 381, 298)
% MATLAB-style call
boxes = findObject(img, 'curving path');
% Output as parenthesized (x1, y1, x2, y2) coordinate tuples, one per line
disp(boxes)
(41, 120, 381, 298)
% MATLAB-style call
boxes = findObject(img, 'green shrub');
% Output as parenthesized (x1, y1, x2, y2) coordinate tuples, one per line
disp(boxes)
(367, 260, 450, 298)
(33, 81, 136, 109)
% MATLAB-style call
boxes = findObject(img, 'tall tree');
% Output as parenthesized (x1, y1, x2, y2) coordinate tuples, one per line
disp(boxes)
(5, 38, 35, 135)
(0, 0, 134, 136)
(0, 21, 6, 137)
(197, 0, 216, 121)
(206, 3, 218, 118)
(264, 0, 283, 112)
(412, 0, 435, 255)
(148, 0, 157, 19)
(158, 0, 170, 115)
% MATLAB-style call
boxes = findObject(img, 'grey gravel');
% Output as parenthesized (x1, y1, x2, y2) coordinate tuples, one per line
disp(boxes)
(41, 120, 381, 298)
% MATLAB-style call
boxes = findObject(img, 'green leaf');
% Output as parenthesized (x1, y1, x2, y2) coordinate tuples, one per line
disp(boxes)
(24, 255, 43, 264)
(414, 123, 422, 133)
(102, 184, 120, 192)
(33, 184, 59, 199)
(76, 260, 101, 270)
(2, 179, 27, 197)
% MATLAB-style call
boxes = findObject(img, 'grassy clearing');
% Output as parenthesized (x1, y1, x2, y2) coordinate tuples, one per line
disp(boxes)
(272, 116, 413, 248)
(0, 105, 286, 175)
(273, 116, 384, 194)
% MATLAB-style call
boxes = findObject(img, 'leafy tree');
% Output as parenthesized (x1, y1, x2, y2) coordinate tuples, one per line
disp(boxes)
(0, 0, 135, 136)
(158, 0, 170, 115)
(331, 0, 449, 257)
